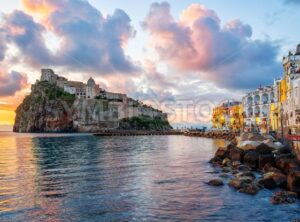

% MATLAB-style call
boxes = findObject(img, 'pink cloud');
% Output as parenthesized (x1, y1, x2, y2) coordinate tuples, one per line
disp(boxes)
(143, 2, 281, 90)
(2, 0, 138, 75)
(0, 70, 28, 97)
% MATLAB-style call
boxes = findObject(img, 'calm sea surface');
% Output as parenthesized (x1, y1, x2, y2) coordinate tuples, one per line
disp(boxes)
(0, 132, 299, 222)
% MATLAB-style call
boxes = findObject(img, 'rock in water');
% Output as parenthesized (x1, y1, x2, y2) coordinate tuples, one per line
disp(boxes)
(244, 151, 259, 169)
(229, 147, 244, 162)
(271, 191, 298, 204)
(229, 178, 250, 190)
(276, 157, 300, 174)
(207, 179, 224, 186)
(258, 172, 287, 189)
(287, 171, 300, 194)
(258, 154, 275, 169)
(255, 143, 275, 155)
(238, 184, 260, 195)
(215, 147, 229, 159)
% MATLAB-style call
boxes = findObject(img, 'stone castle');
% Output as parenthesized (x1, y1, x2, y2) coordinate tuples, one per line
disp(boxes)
(41, 69, 126, 101)
(13, 69, 170, 132)
(39, 69, 168, 127)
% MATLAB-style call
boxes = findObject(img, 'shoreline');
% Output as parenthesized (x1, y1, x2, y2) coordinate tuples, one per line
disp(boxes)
(208, 132, 300, 204)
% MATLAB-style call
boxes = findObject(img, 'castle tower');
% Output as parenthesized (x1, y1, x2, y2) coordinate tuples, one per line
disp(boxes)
(41, 69, 58, 84)
(86, 77, 96, 99)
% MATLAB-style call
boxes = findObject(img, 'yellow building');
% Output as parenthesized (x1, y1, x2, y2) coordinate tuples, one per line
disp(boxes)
(279, 78, 287, 103)
(228, 104, 244, 131)
(212, 101, 243, 132)
(269, 102, 280, 131)
(212, 106, 226, 129)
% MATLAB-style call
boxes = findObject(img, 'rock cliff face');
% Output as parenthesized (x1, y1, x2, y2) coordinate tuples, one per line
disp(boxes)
(13, 81, 171, 133)
(14, 81, 76, 132)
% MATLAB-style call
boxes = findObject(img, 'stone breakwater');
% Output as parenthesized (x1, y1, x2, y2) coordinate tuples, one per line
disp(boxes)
(208, 133, 300, 205)
(184, 131, 238, 141)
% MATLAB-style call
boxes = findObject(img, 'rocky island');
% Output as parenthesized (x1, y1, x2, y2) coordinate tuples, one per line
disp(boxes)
(13, 69, 171, 133)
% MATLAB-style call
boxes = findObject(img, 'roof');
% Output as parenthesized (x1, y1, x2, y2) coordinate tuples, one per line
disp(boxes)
(67, 81, 85, 88)
(87, 77, 95, 85)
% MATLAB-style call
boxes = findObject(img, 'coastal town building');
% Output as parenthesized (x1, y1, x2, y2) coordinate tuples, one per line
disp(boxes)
(242, 85, 277, 133)
(269, 79, 282, 131)
(212, 44, 300, 136)
(212, 100, 243, 132)
(280, 45, 300, 134)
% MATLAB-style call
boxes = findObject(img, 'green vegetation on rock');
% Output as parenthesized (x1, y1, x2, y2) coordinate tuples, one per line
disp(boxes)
(119, 115, 172, 131)
(40, 81, 75, 102)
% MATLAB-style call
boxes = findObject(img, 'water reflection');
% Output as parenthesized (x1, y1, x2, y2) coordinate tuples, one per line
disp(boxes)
(0, 133, 299, 221)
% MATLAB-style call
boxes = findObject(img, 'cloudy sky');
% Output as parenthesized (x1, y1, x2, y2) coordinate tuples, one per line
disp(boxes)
(0, 0, 299, 129)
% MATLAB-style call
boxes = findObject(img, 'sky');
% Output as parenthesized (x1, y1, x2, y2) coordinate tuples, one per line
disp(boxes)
(0, 0, 299, 130)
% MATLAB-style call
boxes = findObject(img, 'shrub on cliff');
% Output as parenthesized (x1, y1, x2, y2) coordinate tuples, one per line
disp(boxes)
(119, 115, 172, 131)
(39, 81, 75, 102)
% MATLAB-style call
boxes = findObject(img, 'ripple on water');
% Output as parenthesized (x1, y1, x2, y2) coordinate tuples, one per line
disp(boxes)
(0, 133, 299, 221)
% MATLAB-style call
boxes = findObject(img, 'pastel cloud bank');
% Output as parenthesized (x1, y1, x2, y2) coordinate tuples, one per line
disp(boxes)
(9, 0, 137, 73)
(0, 0, 138, 98)
(0, 71, 28, 97)
(142, 2, 281, 89)
(0, 0, 287, 126)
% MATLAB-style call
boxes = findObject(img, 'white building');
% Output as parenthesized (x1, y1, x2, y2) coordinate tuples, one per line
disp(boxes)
(40, 69, 100, 99)
(282, 46, 300, 131)
(243, 85, 276, 132)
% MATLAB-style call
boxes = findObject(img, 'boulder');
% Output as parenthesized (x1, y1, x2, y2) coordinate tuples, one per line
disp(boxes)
(229, 177, 259, 195)
(238, 141, 262, 151)
(237, 165, 252, 172)
(226, 142, 236, 150)
(209, 156, 223, 167)
(229, 178, 252, 190)
(245, 133, 266, 141)
(222, 158, 232, 167)
(238, 184, 260, 195)
(262, 163, 282, 174)
(258, 172, 287, 189)
(244, 151, 259, 169)
(255, 143, 275, 155)
(287, 170, 300, 194)
(236, 172, 256, 180)
(229, 147, 244, 162)
(263, 139, 284, 149)
(271, 191, 298, 204)
(258, 154, 275, 169)
(232, 161, 242, 168)
(207, 179, 224, 186)
(276, 157, 300, 174)
(273, 146, 290, 155)
(215, 147, 229, 159)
